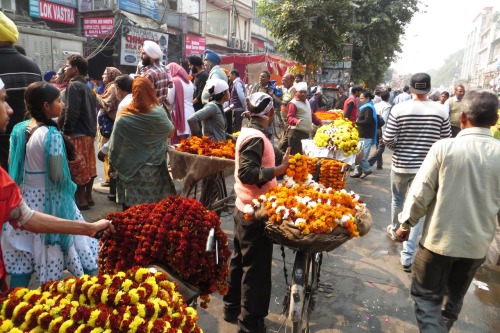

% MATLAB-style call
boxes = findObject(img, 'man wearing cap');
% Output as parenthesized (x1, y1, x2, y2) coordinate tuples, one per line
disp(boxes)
(0, 11, 42, 170)
(188, 55, 209, 111)
(308, 86, 323, 113)
(137, 40, 172, 105)
(287, 81, 322, 155)
(383, 73, 451, 273)
(201, 49, 228, 104)
(43, 71, 57, 84)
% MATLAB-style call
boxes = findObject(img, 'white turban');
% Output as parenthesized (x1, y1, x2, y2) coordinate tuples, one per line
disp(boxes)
(143, 40, 163, 59)
(295, 82, 307, 92)
(0, 78, 4, 90)
(242, 92, 274, 120)
(314, 86, 321, 94)
(206, 78, 229, 95)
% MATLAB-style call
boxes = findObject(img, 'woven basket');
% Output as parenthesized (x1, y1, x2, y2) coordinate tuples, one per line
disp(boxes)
(264, 209, 372, 254)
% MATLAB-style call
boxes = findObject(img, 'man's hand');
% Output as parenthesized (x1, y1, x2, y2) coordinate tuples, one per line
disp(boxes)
(396, 228, 410, 242)
(93, 219, 116, 239)
(97, 150, 106, 162)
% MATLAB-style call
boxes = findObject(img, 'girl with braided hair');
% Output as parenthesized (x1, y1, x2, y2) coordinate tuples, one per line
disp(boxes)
(1, 81, 99, 288)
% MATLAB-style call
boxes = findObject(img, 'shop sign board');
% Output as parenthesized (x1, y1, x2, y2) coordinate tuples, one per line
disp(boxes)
(120, 26, 168, 66)
(83, 17, 115, 38)
(30, 0, 76, 25)
(119, 0, 159, 20)
(184, 35, 205, 58)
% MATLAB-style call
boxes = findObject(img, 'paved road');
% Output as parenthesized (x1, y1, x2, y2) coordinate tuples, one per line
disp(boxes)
(86, 150, 500, 333)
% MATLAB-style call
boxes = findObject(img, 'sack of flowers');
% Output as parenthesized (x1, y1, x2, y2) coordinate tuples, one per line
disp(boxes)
(0, 267, 202, 332)
(99, 196, 231, 308)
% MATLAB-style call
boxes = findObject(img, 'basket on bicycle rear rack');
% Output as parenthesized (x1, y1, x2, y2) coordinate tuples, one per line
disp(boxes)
(264, 208, 372, 254)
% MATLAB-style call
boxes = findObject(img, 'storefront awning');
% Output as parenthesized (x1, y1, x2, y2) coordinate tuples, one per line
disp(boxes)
(121, 10, 161, 30)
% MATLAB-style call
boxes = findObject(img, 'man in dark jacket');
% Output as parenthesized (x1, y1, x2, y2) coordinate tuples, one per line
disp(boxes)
(0, 12, 42, 170)
(61, 55, 97, 210)
(188, 55, 209, 111)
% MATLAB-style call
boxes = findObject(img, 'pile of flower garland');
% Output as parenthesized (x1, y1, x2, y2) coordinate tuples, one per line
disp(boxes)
(99, 197, 231, 308)
(286, 154, 318, 183)
(313, 119, 359, 156)
(318, 159, 348, 190)
(176, 136, 235, 159)
(315, 109, 343, 122)
(0, 267, 202, 333)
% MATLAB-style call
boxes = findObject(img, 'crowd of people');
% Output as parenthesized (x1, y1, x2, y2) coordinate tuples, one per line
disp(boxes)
(1, 10, 500, 333)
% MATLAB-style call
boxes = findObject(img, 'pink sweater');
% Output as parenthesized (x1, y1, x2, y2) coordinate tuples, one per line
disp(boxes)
(234, 127, 277, 212)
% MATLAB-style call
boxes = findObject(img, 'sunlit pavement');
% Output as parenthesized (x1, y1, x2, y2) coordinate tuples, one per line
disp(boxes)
(87, 144, 500, 333)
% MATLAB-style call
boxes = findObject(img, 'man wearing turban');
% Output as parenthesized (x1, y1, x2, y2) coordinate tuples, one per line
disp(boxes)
(0, 11, 42, 170)
(201, 49, 228, 104)
(136, 40, 172, 105)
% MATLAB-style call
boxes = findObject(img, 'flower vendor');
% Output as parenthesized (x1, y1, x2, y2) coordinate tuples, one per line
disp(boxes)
(286, 81, 322, 155)
(188, 78, 234, 142)
(223, 92, 290, 333)
(108, 77, 176, 211)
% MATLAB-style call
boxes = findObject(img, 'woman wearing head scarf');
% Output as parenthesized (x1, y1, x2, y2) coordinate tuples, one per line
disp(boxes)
(108, 77, 175, 211)
(223, 92, 290, 333)
(166, 62, 195, 144)
(96, 67, 122, 189)
(187, 78, 232, 142)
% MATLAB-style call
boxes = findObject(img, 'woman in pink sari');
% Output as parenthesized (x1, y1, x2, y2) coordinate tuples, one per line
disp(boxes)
(166, 63, 195, 144)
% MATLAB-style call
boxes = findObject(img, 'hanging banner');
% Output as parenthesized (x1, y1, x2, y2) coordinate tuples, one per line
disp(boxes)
(184, 35, 206, 58)
(119, 0, 159, 20)
(83, 17, 114, 38)
(120, 26, 169, 66)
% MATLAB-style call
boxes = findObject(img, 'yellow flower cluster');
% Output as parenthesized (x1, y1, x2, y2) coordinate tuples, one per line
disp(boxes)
(315, 109, 343, 121)
(286, 154, 318, 183)
(319, 159, 348, 191)
(313, 119, 359, 156)
(0, 267, 202, 333)
(263, 185, 363, 237)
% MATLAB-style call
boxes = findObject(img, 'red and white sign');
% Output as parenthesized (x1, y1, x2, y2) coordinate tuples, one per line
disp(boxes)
(83, 17, 114, 38)
(39, 1, 75, 25)
(184, 35, 206, 58)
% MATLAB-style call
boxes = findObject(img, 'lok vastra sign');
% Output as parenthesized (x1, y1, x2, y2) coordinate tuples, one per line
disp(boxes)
(29, 0, 76, 25)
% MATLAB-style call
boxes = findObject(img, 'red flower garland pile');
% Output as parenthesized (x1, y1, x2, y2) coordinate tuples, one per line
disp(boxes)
(99, 196, 231, 308)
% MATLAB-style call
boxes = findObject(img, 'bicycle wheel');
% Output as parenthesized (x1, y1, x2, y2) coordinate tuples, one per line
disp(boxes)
(199, 173, 225, 213)
(289, 251, 310, 333)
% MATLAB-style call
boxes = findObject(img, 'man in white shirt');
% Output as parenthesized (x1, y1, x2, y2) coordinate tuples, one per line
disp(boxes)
(393, 85, 411, 104)
(396, 89, 500, 332)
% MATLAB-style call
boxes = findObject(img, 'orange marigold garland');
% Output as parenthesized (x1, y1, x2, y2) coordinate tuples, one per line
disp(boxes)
(0, 267, 202, 332)
(176, 136, 235, 159)
(318, 159, 348, 191)
(315, 109, 344, 122)
(100, 196, 231, 308)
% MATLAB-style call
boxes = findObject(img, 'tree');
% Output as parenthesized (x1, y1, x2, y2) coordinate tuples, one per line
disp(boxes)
(350, 0, 420, 88)
(258, 0, 353, 73)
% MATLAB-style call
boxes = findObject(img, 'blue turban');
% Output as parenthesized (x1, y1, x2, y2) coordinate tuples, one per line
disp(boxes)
(43, 70, 56, 82)
(204, 49, 221, 64)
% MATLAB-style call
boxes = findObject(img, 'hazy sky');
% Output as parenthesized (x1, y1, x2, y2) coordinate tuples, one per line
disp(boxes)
(392, 0, 497, 74)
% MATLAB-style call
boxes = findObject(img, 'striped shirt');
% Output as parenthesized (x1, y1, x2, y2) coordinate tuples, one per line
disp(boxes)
(383, 100, 451, 173)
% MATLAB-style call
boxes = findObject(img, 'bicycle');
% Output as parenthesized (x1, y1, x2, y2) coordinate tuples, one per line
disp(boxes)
(190, 171, 236, 216)
(273, 108, 286, 140)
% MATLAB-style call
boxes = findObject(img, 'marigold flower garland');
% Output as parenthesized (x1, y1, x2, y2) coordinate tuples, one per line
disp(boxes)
(176, 136, 235, 159)
(313, 119, 359, 156)
(318, 159, 348, 191)
(315, 109, 343, 122)
(0, 267, 202, 333)
(99, 196, 231, 308)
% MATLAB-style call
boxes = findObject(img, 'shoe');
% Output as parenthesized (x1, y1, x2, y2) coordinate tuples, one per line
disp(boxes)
(377, 166, 383, 170)
(223, 307, 240, 323)
(351, 172, 361, 178)
(77, 204, 90, 211)
(101, 182, 110, 187)
(402, 264, 412, 273)
(359, 170, 373, 179)
(87, 200, 95, 206)
(107, 195, 116, 202)
(386, 225, 398, 241)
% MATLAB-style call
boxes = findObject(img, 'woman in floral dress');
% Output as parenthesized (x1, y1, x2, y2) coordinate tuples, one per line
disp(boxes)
(1, 82, 99, 288)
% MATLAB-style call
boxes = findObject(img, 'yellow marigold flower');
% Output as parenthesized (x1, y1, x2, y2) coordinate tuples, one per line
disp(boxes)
(122, 279, 134, 292)
(88, 309, 101, 327)
(59, 320, 75, 333)
(128, 316, 145, 333)
(48, 316, 64, 332)
(135, 267, 150, 282)
(0, 319, 14, 331)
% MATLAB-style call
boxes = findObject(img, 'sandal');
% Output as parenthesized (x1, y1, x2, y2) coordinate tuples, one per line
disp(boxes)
(77, 204, 90, 211)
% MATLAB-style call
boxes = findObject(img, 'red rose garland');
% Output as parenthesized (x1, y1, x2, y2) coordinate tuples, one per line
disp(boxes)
(99, 196, 231, 308)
